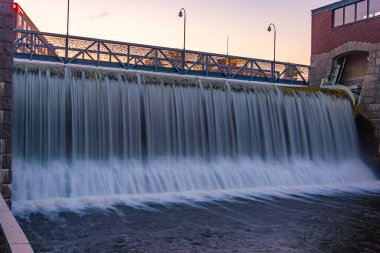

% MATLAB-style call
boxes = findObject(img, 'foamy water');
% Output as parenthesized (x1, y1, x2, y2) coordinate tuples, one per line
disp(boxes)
(13, 179, 380, 216)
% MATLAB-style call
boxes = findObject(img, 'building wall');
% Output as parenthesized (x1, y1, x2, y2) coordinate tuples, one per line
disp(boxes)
(312, 11, 380, 56)
(12, 3, 40, 31)
(0, 0, 13, 207)
(310, 3, 380, 168)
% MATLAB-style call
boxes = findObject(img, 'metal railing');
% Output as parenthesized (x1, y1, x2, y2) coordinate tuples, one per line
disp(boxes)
(13, 29, 310, 85)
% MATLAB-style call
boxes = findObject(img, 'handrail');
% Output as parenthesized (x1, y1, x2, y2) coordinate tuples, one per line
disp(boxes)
(13, 29, 310, 85)
(0, 196, 34, 253)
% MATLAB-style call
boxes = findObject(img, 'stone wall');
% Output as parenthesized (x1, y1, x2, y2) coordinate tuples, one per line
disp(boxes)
(310, 41, 380, 168)
(0, 0, 13, 207)
(309, 41, 375, 86)
(357, 45, 380, 167)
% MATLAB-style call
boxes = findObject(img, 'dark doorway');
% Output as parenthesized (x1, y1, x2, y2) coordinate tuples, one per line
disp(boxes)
(330, 51, 369, 94)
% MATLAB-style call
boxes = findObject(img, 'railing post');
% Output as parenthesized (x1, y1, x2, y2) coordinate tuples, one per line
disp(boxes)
(201, 55, 205, 72)
(155, 48, 158, 71)
(291, 65, 294, 84)
(29, 33, 33, 61)
(182, 49, 185, 75)
(205, 55, 209, 77)
(108, 43, 111, 63)
(22, 33, 26, 54)
(250, 61, 253, 81)
(228, 57, 231, 78)
(65, 35, 68, 64)
(127, 45, 130, 69)
(97, 41, 100, 67)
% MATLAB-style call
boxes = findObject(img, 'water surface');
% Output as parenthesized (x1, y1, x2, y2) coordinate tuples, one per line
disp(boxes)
(16, 184, 380, 253)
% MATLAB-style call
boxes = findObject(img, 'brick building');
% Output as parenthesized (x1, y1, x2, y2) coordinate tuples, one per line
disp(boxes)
(0, 2, 42, 207)
(12, 3, 39, 31)
(310, 0, 380, 166)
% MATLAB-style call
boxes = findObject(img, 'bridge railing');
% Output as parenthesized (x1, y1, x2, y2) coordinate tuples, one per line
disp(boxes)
(13, 29, 310, 85)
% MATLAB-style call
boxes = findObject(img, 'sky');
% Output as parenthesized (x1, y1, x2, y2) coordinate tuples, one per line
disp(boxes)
(16, 0, 338, 64)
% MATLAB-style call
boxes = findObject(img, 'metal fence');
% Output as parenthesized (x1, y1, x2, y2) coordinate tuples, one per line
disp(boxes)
(13, 29, 310, 85)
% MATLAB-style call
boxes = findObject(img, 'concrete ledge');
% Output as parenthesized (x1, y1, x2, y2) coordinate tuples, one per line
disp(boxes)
(0, 196, 33, 253)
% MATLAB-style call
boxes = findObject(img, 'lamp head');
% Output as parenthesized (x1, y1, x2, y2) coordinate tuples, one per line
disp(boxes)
(179, 11, 183, 17)
(267, 26, 272, 32)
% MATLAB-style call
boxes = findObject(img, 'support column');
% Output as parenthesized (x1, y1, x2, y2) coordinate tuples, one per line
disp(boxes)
(0, 0, 13, 208)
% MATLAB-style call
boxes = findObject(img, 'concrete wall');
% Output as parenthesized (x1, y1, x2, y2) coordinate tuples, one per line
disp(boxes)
(311, 10, 380, 55)
(0, 0, 13, 207)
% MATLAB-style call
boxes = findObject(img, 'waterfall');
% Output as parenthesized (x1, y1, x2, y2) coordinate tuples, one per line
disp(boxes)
(12, 63, 375, 201)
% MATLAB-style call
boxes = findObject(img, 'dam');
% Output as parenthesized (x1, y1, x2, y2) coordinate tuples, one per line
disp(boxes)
(11, 61, 375, 202)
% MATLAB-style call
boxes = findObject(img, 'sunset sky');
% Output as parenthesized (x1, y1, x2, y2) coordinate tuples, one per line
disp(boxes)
(16, 0, 338, 64)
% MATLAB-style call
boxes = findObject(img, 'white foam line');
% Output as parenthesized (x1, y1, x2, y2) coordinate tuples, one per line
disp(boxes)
(12, 180, 380, 217)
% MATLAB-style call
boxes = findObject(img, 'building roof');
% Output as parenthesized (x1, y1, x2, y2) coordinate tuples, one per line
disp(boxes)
(312, 0, 363, 15)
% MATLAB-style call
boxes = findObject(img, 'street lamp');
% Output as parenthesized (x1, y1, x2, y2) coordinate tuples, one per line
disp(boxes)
(65, 0, 70, 63)
(227, 36, 229, 56)
(67, 0, 70, 37)
(178, 8, 186, 74)
(267, 23, 276, 81)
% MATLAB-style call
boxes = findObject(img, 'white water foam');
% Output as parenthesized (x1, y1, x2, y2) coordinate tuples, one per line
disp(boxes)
(12, 157, 378, 215)
(13, 158, 375, 201)
(13, 180, 380, 216)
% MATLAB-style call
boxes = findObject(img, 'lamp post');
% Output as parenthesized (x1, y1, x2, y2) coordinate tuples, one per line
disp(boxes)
(65, 0, 70, 63)
(227, 36, 229, 56)
(66, 0, 70, 37)
(267, 23, 276, 81)
(178, 8, 186, 74)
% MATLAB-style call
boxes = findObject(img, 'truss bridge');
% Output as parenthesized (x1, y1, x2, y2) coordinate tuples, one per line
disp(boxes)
(13, 29, 310, 85)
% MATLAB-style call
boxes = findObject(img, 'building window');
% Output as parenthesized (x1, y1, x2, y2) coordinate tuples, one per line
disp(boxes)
(344, 4, 356, 24)
(334, 0, 380, 27)
(369, 0, 380, 17)
(357, 0, 368, 20)
(334, 8, 344, 26)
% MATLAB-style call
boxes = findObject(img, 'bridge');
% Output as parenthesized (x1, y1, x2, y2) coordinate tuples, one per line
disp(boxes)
(13, 29, 310, 86)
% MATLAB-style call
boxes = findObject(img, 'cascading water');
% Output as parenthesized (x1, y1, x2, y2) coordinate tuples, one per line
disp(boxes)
(12, 62, 375, 201)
